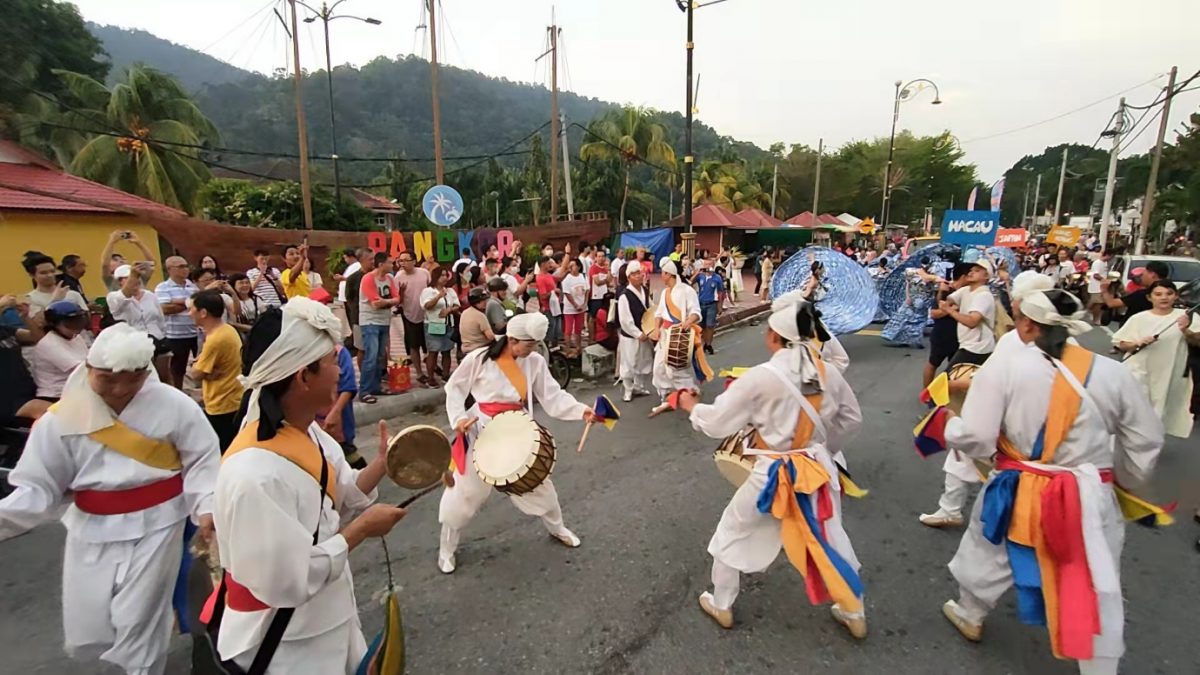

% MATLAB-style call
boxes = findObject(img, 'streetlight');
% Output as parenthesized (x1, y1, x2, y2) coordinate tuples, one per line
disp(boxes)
(300, 0, 382, 209)
(488, 191, 500, 227)
(882, 78, 941, 228)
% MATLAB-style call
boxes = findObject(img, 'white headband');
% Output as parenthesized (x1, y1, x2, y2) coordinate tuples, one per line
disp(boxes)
(508, 312, 549, 341)
(1011, 270, 1054, 302)
(1020, 290, 1093, 337)
(87, 323, 154, 372)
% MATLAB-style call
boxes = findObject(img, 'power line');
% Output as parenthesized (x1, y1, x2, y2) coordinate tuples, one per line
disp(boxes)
(1123, 69, 1200, 110)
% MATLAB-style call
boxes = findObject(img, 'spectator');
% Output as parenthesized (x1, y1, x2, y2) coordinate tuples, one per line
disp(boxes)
(106, 263, 169, 381)
(343, 248, 372, 359)
(333, 249, 361, 304)
(459, 286, 495, 353)
(611, 247, 627, 286)
(199, 254, 225, 280)
(0, 294, 47, 421)
(485, 277, 510, 334)
(154, 255, 199, 388)
(23, 251, 87, 318)
(1101, 260, 1167, 326)
(499, 256, 526, 298)
(310, 311, 365, 466)
(246, 248, 285, 307)
(561, 258, 588, 356)
(192, 267, 237, 319)
(99, 230, 155, 292)
(485, 244, 500, 260)
(669, 242, 683, 262)
(454, 247, 474, 270)
(693, 263, 722, 355)
(534, 254, 558, 316)
(186, 288, 242, 450)
(226, 272, 262, 333)
(1086, 249, 1112, 324)
(593, 291, 617, 351)
(359, 252, 401, 401)
(482, 257, 500, 282)
(31, 301, 90, 402)
(279, 242, 311, 299)
(587, 250, 611, 339)
(420, 267, 459, 386)
(394, 250, 432, 385)
(56, 254, 87, 298)
(760, 251, 775, 301)
(303, 255, 323, 291)
(1072, 250, 1090, 275)
(546, 254, 565, 348)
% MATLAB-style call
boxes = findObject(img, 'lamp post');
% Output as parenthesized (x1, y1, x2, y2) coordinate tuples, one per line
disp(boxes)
(882, 78, 941, 229)
(300, 0, 381, 209)
(488, 191, 500, 227)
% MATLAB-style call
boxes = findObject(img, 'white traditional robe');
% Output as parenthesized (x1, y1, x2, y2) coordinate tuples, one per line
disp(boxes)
(944, 345, 1163, 667)
(440, 348, 587, 536)
(0, 380, 219, 675)
(1112, 308, 1198, 438)
(691, 348, 862, 587)
(652, 281, 702, 396)
(215, 423, 377, 674)
(616, 286, 654, 396)
(820, 335, 850, 373)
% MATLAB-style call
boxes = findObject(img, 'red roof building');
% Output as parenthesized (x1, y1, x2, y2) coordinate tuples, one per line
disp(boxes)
(736, 207, 783, 228)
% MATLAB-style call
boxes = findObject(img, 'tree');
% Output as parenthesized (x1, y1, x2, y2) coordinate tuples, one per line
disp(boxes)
(691, 160, 771, 212)
(200, 178, 373, 231)
(1, 0, 108, 141)
(32, 66, 220, 214)
(579, 107, 677, 234)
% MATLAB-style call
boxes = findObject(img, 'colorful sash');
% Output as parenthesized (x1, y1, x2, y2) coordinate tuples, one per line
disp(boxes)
(494, 352, 528, 404)
(88, 419, 182, 471)
(750, 354, 864, 614)
(662, 286, 713, 383)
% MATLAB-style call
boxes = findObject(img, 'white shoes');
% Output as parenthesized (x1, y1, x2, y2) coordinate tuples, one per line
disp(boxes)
(919, 509, 964, 528)
(830, 604, 868, 639)
(623, 391, 633, 402)
(437, 554, 456, 574)
(551, 528, 581, 548)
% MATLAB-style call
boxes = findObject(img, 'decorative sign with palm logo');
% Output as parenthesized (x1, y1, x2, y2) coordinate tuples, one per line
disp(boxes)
(422, 185, 464, 227)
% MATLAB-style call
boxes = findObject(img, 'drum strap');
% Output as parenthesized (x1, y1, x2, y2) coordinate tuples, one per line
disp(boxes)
(761, 359, 827, 450)
(494, 352, 529, 405)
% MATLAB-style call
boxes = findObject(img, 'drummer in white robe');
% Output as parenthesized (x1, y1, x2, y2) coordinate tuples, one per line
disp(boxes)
(439, 312, 596, 574)
(772, 288, 850, 373)
(616, 261, 654, 401)
(679, 298, 867, 638)
(211, 298, 404, 674)
(940, 289, 1163, 675)
(0, 323, 220, 675)
(649, 257, 709, 415)
(920, 271, 1054, 529)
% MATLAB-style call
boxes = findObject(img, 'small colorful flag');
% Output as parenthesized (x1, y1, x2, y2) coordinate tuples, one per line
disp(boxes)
(836, 465, 869, 499)
(717, 367, 752, 379)
(1114, 487, 1176, 527)
(665, 390, 686, 410)
(592, 395, 621, 430)
(920, 373, 950, 408)
(913, 406, 951, 457)
(450, 434, 468, 475)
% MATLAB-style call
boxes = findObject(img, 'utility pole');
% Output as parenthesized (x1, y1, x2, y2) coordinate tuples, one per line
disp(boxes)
(1031, 173, 1042, 230)
(1022, 182, 1030, 227)
(1136, 65, 1178, 255)
(812, 138, 823, 222)
(769, 161, 778, 218)
(559, 112, 575, 220)
(1052, 147, 1068, 229)
(682, 0, 695, 255)
(881, 80, 901, 225)
(1098, 97, 1126, 252)
(549, 18, 560, 221)
(427, 0, 445, 184)
(287, 0, 314, 229)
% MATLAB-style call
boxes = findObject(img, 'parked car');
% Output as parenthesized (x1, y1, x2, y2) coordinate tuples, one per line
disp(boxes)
(1109, 254, 1200, 290)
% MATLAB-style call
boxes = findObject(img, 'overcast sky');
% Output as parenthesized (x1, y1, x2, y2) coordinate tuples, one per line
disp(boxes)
(74, 0, 1199, 180)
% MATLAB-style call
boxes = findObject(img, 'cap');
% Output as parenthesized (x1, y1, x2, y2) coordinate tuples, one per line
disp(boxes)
(467, 287, 489, 305)
(45, 300, 86, 320)
(113, 264, 133, 280)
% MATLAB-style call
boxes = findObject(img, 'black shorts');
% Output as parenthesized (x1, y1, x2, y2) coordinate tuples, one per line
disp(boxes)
(151, 336, 172, 357)
(947, 348, 990, 368)
(928, 335, 958, 368)
(400, 315, 426, 356)
(588, 299, 606, 317)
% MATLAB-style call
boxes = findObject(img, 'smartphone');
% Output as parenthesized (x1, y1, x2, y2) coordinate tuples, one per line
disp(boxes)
(120, 231, 132, 240)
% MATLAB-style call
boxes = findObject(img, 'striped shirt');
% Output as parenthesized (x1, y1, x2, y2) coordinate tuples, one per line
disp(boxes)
(154, 278, 199, 339)
(246, 267, 284, 306)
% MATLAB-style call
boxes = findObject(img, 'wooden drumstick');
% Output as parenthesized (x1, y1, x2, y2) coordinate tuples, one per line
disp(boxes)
(397, 483, 440, 508)
(575, 420, 594, 454)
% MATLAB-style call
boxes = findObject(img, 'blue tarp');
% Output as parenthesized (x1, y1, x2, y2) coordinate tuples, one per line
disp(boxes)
(617, 228, 674, 270)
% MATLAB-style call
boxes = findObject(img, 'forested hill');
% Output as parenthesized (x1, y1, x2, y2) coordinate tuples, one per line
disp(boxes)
(85, 24, 767, 184)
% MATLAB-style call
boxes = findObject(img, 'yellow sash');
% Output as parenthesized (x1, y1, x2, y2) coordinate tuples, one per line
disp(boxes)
(494, 352, 528, 403)
(88, 421, 182, 471)
(224, 422, 336, 502)
(663, 286, 713, 382)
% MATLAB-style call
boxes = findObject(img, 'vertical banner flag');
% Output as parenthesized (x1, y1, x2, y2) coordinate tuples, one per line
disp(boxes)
(966, 187, 978, 210)
(989, 178, 1005, 212)
(940, 210, 1000, 247)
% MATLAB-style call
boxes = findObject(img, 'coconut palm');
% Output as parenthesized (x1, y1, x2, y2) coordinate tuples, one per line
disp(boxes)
(692, 161, 771, 212)
(40, 66, 220, 214)
(579, 107, 676, 233)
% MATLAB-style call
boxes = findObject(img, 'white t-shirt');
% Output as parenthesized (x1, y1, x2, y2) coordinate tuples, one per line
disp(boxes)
(501, 272, 522, 297)
(949, 285, 996, 355)
(611, 258, 626, 283)
(581, 256, 593, 275)
(337, 261, 361, 301)
(32, 331, 89, 398)
(26, 288, 88, 318)
(106, 289, 166, 339)
(590, 268, 611, 300)
(561, 273, 588, 315)
(548, 286, 562, 316)
(419, 286, 459, 325)
(1087, 259, 1109, 294)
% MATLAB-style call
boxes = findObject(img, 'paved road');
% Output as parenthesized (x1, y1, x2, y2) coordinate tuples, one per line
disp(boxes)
(3, 322, 1198, 674)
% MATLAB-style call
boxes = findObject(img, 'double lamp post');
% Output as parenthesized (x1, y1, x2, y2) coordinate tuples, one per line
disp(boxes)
(881, 78, 941, 228)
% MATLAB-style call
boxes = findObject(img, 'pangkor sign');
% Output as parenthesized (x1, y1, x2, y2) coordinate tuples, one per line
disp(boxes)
(940, 210, 1000, 247)
(365, 228, 519, 263)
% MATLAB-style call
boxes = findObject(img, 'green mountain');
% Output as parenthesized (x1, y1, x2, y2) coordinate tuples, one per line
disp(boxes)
(87, 22, 260, 90)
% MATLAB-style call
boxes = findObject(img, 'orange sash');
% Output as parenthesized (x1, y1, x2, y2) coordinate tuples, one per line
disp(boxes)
(494, 352, 528, 403)
(224, 422, 336, 502)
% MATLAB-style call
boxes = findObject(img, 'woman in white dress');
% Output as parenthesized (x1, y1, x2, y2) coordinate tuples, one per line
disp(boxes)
(1112, 280, 1200, 438)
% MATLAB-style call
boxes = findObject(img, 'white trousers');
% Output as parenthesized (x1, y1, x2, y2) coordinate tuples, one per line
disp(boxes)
(230, 616, 367, 674)
(937, 472, 972, 517)
(438, 446, 569, 560)
(948, 486, 1126, 673)
(618, 335, 653, 397)
(62, 519, 185, 675)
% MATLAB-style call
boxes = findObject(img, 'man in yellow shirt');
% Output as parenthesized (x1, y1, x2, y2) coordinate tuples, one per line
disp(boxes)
(188, 288, 245, 451)
(279, 242, 312, 299)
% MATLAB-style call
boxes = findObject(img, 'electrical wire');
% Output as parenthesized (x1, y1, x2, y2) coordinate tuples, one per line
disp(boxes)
(1119, 106, 1163, 154)
(1124, 69, 1200, 110)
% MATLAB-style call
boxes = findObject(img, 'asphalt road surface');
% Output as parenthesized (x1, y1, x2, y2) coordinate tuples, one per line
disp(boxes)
(3, 322, 1198, 674)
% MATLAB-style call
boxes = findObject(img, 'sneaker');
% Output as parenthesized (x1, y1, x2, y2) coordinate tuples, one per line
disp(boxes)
(941, 600, 983, 642)
(919, 510, 964, 528)
(622, 391, 633, 402)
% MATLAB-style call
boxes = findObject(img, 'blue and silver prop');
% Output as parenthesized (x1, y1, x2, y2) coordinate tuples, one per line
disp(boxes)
(770, 246, 878, 335)
(877, 243, 960, 318)
(984, 246, 1019, 276)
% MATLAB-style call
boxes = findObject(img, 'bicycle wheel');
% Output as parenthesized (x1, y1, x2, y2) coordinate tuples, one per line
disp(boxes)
(549, 353, 572, 389)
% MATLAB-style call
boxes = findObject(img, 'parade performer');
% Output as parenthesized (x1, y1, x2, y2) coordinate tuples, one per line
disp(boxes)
(209, 297, 404, 673)
(920, 271, 1054, 528)
(772, 288, 849, 373)
(940, 289, 1164, 675)
(649, 258, 712, 416)
(438, 312, 596, 574)
(616, 261, 654, 402)
(0, 323, 220, 675)
(679, 299, 866, 638)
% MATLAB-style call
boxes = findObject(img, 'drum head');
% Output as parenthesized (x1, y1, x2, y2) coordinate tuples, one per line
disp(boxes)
(641, 309, 657, 335)
(715, 455, 752, 488)
(474, 411, 540, 484)
(946, 363, 980, 414)
(387, 425, 452, 489)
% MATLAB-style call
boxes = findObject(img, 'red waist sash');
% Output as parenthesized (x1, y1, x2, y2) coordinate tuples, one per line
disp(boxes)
(73, 474, 183, 515)
(478, 401, 524, 417)
(994, 455, 1113, 483)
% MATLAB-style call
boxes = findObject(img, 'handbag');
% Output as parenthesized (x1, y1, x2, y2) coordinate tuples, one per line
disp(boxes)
(199, 454, 329, 675)
(427, 321, 448, 336)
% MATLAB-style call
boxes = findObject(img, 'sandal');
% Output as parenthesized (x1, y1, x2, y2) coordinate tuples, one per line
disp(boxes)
(359, 394, 378, 404)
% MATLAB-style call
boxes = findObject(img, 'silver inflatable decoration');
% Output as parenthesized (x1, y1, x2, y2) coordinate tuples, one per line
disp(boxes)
(770, 246, 879, 335)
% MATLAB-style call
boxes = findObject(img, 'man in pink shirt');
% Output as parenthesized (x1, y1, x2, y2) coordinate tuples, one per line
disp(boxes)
(358, 253, 400, 399)
(394, 251, 432, 384)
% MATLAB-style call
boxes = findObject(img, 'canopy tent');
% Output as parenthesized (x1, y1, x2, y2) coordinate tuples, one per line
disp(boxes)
(616, 227, 673, 270)
(782, 211, 855, 231)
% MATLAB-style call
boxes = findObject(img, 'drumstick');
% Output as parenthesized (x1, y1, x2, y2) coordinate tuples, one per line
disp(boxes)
(575, 420, 594, 453)
(397, 483, 440, 508)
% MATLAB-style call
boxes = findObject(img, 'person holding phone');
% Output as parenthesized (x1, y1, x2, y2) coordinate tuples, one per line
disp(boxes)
(100, 230, 156, 292)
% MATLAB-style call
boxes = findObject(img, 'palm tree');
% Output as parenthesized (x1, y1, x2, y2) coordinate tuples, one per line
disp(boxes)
(579, 107, 676, 233)
(40, 66, 220, 214)
(692, 161, 771, 212)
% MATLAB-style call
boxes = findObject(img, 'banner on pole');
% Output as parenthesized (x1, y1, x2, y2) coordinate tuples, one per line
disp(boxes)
(966, 186, 978, 210)
(1046, 226, 1083, 247)
(989, 179, 1005, 212)
(940, 210, 1000, 247)
(995, 228, 1027, 248)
